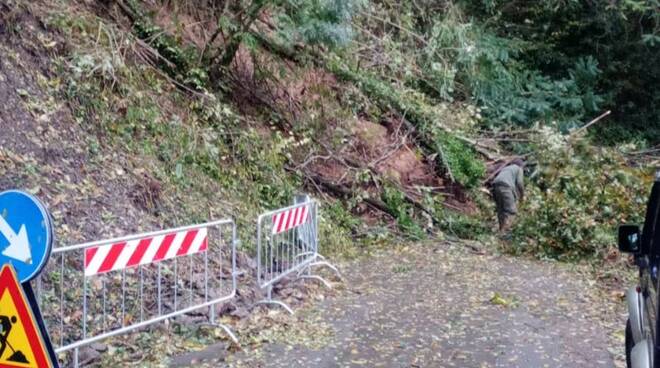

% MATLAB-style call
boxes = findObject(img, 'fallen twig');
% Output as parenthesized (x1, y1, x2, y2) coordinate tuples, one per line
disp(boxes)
(570, 110, 612, 137)
(455, 135, 502, 161)
(626, 146, 660, 156)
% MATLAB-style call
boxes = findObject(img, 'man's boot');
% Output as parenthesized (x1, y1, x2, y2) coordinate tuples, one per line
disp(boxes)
(501, 216, 515, 232)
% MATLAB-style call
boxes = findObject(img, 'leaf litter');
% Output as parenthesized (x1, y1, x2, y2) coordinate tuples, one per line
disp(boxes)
(206, 241, 628, 368)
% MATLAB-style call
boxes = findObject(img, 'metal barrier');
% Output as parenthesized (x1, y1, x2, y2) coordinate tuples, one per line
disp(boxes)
(35, 219, 238, 367)
(255, 198, 340, 314)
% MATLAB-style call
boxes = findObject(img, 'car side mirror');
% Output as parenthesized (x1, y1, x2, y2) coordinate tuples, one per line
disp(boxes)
(619, 225, 641, 254)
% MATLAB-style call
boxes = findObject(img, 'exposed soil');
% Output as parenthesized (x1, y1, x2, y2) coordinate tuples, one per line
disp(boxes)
(221, 34, 463, 217)
(0, 1, 234, 243)
(170, 242, 627, 368)
(0, 3, 150, 240)
(352, 118, 439, 189)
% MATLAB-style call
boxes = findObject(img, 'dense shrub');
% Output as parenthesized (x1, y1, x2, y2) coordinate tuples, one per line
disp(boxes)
(420, 7, 604, 131)
(437, 134, 485, 188)
(382, 185, 425, 240)
(278, 0, 365, 48)
(459, 0, 660, 142)
(510, 131, 654, 260)
(356, 1, 658, 140)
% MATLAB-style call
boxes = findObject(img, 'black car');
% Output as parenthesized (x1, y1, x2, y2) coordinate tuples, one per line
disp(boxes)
(620, 172, 660, 368)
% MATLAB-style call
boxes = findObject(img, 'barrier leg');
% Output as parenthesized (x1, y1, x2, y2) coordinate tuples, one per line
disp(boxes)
(296, 255, 341, 279)
(299, 274, 332, 289)
(253, 286, 294, 315)
(208, 322, 239, 345)
(308, 260, 342, 279)
(201, 304, 239, 344)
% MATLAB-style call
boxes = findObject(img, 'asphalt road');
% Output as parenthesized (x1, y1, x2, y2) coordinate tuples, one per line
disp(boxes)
(172, 242, 624, 368)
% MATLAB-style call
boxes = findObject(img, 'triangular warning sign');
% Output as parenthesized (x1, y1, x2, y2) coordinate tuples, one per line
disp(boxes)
(0, 265, 53, 368)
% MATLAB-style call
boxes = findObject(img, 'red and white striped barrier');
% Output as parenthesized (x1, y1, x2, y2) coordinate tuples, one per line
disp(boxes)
(271, 205, 309, 235)
(256, 198, 340, 315)
(84, 228, 208, 276)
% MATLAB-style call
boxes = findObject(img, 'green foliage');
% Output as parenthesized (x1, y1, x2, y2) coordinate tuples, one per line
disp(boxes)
(510, 134, 653, 260)
(419, 8, 603, 131)
(126, 0, 208, 89)
(277, 0, 365, 49)
(201, 0, 363, 68)
(458, 0, 660, 141)
(381, 185, 425, 239)
(352, 1, 658, 140)
(318, 201, 365, 255)
(440, 211, 491, 240)
(133, 21, 190, 74)
(436, 134, 485, 188)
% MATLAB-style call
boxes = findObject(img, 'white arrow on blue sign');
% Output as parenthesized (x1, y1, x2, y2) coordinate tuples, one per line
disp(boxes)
(0, 190, 53, 283)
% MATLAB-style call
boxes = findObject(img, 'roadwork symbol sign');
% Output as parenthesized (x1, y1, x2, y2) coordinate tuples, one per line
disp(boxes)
(0, 264, 53, 367)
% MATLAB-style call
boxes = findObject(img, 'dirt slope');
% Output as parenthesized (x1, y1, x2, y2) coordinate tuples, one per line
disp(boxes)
(0, 5, 149, 240)
(0, 1, 237, 244)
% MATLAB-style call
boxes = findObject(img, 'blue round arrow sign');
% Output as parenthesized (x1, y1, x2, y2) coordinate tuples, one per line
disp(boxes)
(0, 190, 53, 283)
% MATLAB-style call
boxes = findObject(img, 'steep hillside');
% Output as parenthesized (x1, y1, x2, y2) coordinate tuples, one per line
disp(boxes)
(1, 0, 486, 254)
(0, 2, 175, 240)
(0, 0, 332, 246)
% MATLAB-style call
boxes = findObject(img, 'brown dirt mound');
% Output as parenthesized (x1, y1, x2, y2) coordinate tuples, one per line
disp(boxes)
(350, 118, 441, 190)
